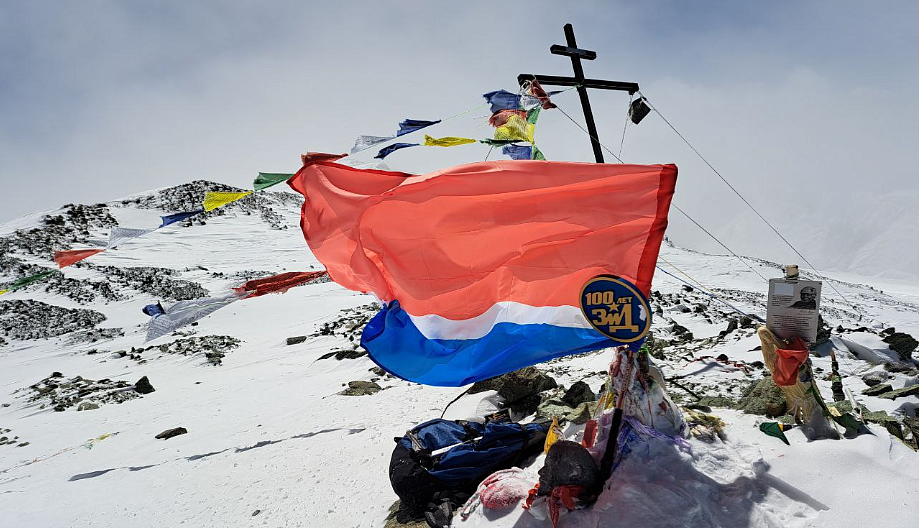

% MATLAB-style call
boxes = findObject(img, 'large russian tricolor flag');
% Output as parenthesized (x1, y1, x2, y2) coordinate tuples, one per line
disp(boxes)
(288, 160, 677, 386)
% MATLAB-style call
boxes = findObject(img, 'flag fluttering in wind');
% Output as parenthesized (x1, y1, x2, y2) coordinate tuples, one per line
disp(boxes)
(351, 135, 392, 154)
(54, 249, 105, 268)
(254, 173, 294, 191)
(203, 191, 252, 212)
(423, 135, 476, 147)
(301, 152, 347, 165)
(3, 270, 58, 291)
(234, 271, 327, 298)
(107, 227, 154, 249)
(397, 119, 441, 137)
(493, 114, 534, 143)
(143, 270, 327, 340)
(502, 144, 533, 160)
(526, 79, 557, 110)
(483, 90, 521, 113)
(375, 143, 419, 160)
(288, 159, 677, 386)
(160, 209, 204, 228)
(145, 292, 243, 342)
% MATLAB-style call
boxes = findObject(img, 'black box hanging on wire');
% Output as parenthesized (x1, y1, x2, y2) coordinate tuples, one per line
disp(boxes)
(629, 97, 651, 124)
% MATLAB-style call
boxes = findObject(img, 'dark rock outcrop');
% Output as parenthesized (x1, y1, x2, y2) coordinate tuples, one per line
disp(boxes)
(562, 381, 595, 408)
(155, 427, 188, 440)
(468, 367, 558, 416)
(22, 373, 141, 411)
(0, 300, 106, 341)
(861, 370, 890, 387)
(883, 332, 918, 360)
(340, 381, 382, 396)
(737, 377, 786, 417)
(879, 384, 919, 400)
(135, 376, 155, 394)
(862, 383, 893, 397)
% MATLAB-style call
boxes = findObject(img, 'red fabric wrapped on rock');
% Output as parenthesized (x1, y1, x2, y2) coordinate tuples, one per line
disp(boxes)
(773, 337, 809, 386)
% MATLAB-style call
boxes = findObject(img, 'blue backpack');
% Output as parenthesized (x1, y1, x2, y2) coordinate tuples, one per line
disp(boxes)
(389, 418, 547, 523)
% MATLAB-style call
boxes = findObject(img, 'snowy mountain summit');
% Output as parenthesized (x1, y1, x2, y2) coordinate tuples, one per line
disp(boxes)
(1, 181, 918, 527)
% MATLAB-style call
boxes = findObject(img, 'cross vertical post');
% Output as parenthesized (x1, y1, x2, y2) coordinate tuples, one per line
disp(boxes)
(563, 24, 605, 163)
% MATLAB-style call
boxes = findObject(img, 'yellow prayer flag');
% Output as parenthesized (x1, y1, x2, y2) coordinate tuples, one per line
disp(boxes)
(543, 416, 563, 454)
(203, 191, 252, 212)
(423, 135, 476, 147)
(0, 289, 8, 296)
(494, 114, 534, 143)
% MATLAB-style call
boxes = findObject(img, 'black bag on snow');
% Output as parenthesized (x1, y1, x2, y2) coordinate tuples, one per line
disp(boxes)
(389, 418, 547, 523)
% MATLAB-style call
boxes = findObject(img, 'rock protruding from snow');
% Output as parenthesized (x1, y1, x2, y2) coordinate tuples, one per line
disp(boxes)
(878, 384, 919, 400)
(468, 367, 558, 417)
(862, 383, 893, 396)
(0, 427, 25, 447)
(134, 376, 155, 394)
(2, 203, 117, 258)
(736, 377, 787, 417)
(20, 373, 143, 411)
(155, 427, 188, 440)
(562, 380, 595, 408)
(340, 381, 382, 396)
(87, 264, 208, 301)
(861, 370, 890, 387)
(130, 335, 240, 365)
(881, 330, 918, 360)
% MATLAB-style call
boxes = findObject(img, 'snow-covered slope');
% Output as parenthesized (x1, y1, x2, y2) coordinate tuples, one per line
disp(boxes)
(1, 183, 917, 527)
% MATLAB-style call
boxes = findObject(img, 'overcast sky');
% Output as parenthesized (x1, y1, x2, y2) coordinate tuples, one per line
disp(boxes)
(2, 1, 918, 277)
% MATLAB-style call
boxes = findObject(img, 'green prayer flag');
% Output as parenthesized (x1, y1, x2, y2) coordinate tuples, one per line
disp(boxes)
(758, 422, 790, 445)
(831, 411, 864, 434)
(526, 106, 541, 124)
(532, 146, 546, 160)
(254, 173, 294, 191)
(7, 270, 57, 291)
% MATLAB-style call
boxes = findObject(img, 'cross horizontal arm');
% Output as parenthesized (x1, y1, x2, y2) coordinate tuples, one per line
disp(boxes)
(549, 45, 597, 60)
(518, 74, 639, 94)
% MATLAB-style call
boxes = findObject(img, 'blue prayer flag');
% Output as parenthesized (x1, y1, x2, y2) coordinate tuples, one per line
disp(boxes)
(501, 144, 533, 160)
(396, 119, 440, 137)
(375, 143, 420, 159)
(482, 90, 521, 113)
(160, 209, 204, 228)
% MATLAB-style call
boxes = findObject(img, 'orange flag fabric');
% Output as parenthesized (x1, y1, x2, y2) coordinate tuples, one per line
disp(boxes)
(286, 159, 677, 386)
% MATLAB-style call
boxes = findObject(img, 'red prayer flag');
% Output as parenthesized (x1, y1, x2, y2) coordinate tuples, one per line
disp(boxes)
(301, 152, 347, 166)
(488, 109, 527, 128)
(234, 271, 328, 298)
(529, 80, 557, 110)
(54, 248, 105, 268)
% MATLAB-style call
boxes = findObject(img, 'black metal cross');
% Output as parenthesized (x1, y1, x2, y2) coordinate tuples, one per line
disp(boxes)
(519, 24, 639, 163)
